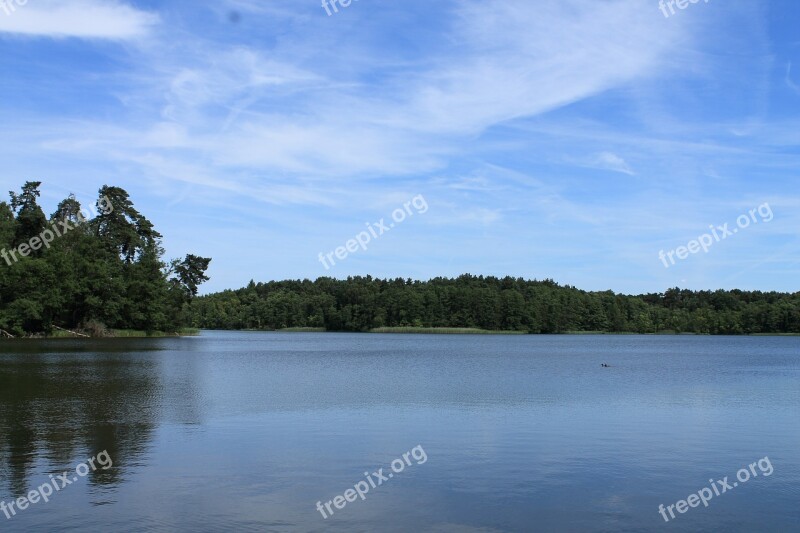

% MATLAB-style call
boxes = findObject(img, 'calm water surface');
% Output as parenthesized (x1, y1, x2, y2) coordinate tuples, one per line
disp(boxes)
(0, 332, 798, 532)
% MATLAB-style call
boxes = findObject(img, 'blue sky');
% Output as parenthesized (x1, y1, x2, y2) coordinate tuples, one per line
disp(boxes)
(0, 0, 797, 294)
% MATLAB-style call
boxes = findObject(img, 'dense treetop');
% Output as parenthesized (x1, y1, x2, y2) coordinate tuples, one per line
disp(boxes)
(0, 182, 210, 336)
(2, 181, 795, 337)
(189, 275, 800, 334)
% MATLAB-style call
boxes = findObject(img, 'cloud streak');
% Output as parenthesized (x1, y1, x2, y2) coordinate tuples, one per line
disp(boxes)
(0, 0, 157, 40)
(0, 0, 796, 294)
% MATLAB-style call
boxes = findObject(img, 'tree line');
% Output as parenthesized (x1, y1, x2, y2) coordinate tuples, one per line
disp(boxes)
(0, 181, 211, 336)
(188, 275, 800, 334)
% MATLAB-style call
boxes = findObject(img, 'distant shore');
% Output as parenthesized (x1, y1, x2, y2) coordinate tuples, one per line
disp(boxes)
(5, 328, 800, 339)
(1, 328, 201, 340)
(244, 327, 800, 336)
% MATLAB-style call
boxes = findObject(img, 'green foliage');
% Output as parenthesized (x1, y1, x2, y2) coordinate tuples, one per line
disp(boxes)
(170, 254, 212, 298)
(93, 185, 162, 263)
(189, 275, 800, 335)
(9, 181, 47, 247)
(0, 182, 211, 336)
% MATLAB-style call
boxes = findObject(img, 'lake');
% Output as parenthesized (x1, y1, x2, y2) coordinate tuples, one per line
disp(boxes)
(0, 332, 798, 532)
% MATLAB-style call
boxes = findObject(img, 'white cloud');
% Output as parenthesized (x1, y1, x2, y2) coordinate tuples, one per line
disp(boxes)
(0, 0, 157, 40)
(124, 0, 689, 185)
(384, 0, 689, 135)
(786, 63, 800, 95)
(0, 0, 728, 204)
(592, 152, 635, 176)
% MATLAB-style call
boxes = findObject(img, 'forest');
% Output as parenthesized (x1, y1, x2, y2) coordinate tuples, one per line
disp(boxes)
(0, 181, 210, 337)
(4, 181, 796, 337)
(189, 275, 800, 334)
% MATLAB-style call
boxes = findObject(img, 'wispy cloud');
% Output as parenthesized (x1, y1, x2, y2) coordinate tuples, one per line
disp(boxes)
(46, 0, 690, 187)
(786, 62, 800, 95)
(0, 0, 158, 40)
(0, 0, 796, 293)
(590, 152, 635, 176)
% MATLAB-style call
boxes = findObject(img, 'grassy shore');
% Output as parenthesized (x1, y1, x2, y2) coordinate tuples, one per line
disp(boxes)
(238, 327, 522, 334)
(563, 330, 684, 335)
(369, 327, 527, 335)
(26, 327, 201, 339)
(110, 328, 201, 338)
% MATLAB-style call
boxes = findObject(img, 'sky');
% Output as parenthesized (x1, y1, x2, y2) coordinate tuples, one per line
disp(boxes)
(0, 0, 798, 295)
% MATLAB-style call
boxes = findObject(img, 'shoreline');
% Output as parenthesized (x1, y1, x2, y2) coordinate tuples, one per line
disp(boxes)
(217, 328, 800, 337)
(0, 328, 201, 340)
(4, 328, 799, 339)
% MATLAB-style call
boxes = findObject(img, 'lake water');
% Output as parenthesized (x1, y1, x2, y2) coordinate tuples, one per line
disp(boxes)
(0, 332, 798, 532)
